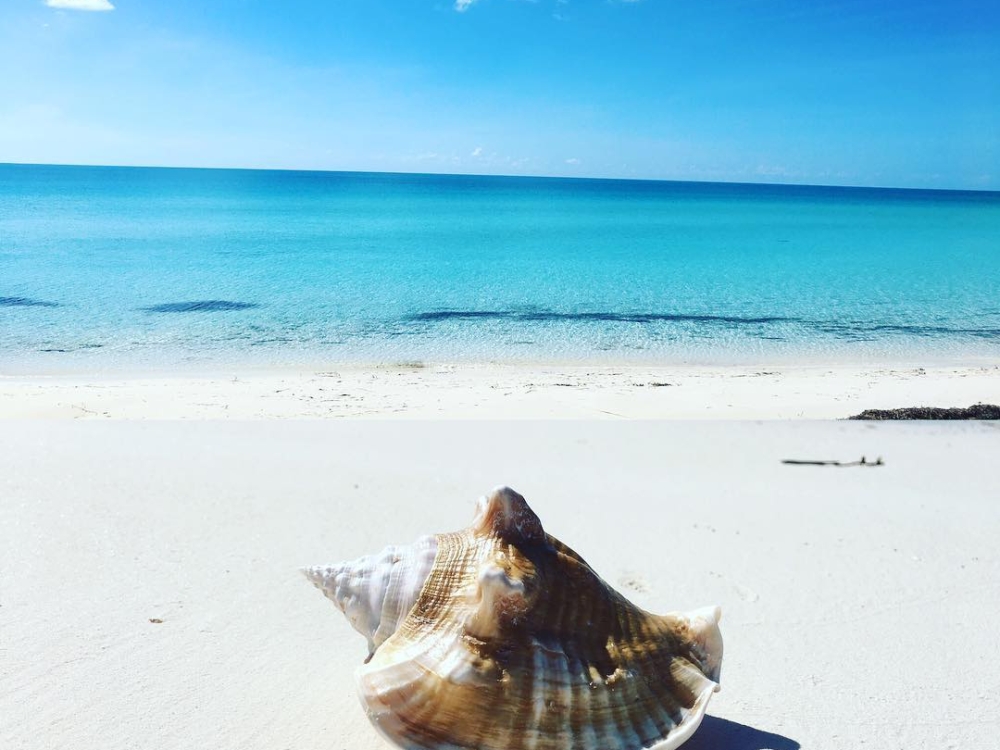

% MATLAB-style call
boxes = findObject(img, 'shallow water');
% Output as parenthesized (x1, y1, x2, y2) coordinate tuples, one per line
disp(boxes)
(2, 163, 999, 370)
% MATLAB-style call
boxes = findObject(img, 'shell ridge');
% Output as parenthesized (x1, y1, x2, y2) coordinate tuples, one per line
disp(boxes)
(371, 536, 438, 649)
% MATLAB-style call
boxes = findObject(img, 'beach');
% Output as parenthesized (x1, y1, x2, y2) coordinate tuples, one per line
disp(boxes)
(2, 361, 998, 419)
(2, 418, 999, 750)
(4, 165, 1000, 750)
(4, 0, 999, 747)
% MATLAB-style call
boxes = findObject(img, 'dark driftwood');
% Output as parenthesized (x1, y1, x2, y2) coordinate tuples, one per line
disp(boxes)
(782, 456, 883, 468)
(848, 404, 1000, 420)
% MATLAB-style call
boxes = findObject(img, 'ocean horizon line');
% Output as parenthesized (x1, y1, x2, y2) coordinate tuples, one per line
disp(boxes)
(2, 160, 997, 197)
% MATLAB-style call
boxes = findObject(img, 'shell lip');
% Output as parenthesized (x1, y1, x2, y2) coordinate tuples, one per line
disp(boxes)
(646, 682, 718, 750)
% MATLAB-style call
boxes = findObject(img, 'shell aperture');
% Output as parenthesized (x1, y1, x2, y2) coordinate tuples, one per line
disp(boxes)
(304, 486, 723, 750)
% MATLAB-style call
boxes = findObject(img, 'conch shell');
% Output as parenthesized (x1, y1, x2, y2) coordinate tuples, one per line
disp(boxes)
(304, 487, 723, 750)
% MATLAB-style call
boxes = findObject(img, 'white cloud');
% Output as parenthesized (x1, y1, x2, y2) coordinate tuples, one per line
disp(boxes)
(755, 163, 793, 178)
(565, 157, 581, 165)
(455, 0, 479, 12)
(45, 0, 115, 11)
(471, 146, 483, 157)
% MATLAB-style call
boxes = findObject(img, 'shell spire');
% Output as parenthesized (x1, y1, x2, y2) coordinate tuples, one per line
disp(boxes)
(305, 486, 723, 750)
(302, 534, 438, 659)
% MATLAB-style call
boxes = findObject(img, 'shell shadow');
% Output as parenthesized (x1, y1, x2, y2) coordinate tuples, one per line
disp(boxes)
(687, 717, 801, 750)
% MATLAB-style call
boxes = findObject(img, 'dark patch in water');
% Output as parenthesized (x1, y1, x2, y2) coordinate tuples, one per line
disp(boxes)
(410, 310, 794, 325)
(875, 324, 1000, 338)
(408, 308, 1000, 344)
(1, 296, 60, 308)
(142, 300, 260, 313)
(38, 344, 103, 353)
(816, 322, 1000, 339)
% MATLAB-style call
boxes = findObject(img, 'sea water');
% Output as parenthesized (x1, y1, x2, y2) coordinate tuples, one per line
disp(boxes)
(2, 163, 999, 371)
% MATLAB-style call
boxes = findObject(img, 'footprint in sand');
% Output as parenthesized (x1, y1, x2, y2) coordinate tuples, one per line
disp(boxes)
(733, 583, 760, 603)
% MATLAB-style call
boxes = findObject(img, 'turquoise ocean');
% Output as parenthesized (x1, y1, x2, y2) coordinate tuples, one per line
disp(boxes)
(2, 163, 999, 371)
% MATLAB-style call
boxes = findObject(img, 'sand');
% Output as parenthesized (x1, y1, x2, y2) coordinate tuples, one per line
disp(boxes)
(2, 418, 999, 750)
(2, 361, 998, 419)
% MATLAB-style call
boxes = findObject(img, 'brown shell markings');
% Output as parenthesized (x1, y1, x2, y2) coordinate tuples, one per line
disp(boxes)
(304, 486, 723, 750)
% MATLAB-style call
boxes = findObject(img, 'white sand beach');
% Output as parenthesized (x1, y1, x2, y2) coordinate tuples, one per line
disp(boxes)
(2, 361, 998, 419)
(5, 0, 998, 747)
(2, 418, 999, 750)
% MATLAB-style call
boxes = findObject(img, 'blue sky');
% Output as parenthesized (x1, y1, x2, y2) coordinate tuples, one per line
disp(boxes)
(1, 0, 997, 189)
